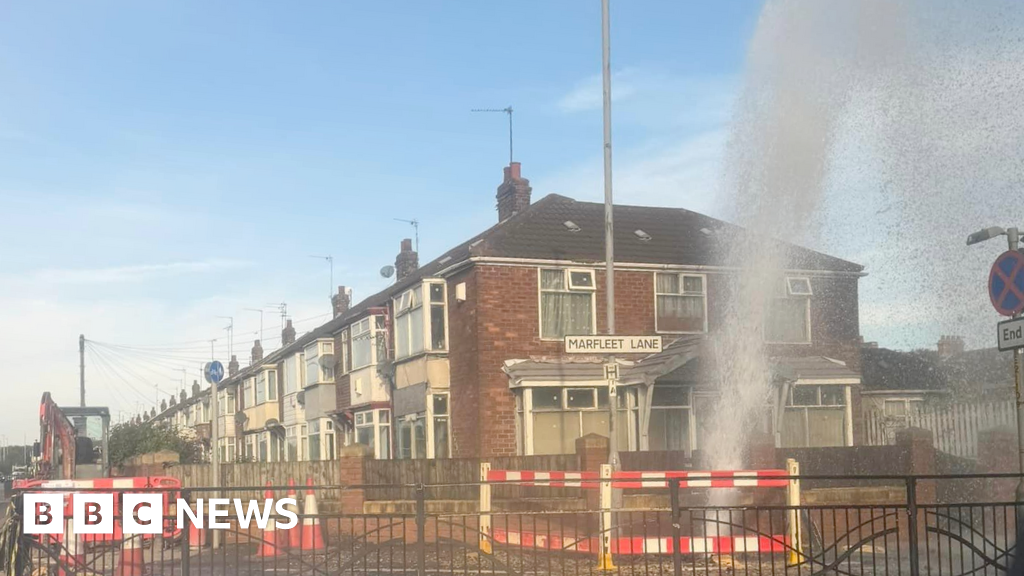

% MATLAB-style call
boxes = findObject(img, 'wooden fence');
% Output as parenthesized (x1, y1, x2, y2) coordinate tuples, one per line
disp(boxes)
(164, 461, 341, 502)
(865, 399, 1015, 459)
(363, 454, 581, 501)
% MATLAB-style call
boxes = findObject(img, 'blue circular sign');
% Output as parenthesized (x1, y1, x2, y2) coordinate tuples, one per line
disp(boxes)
(204, 360, 225, 384)
(989, 250, 1024, 316)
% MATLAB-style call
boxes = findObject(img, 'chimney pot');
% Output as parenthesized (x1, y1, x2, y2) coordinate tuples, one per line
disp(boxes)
(251, 339, 264, 364)
(191, 380, 200, 397)
(332, 286, 351, 318)
(228, 355, 240, 376)
(496, 162, 532, 221)
(282, 319, 296, 345)
(395, 239, 419, 281)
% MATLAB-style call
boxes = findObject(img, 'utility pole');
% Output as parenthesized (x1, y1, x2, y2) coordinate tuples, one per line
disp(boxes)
(601, 0, 619, 473)
(79, 334, 86, 407)
(207, 338, 221, 550)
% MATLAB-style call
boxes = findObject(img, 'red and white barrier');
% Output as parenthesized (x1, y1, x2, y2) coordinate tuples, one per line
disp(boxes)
(491, 528, 790, 555)
(483, 469, 788, 489)
(479, 460, 802, 568)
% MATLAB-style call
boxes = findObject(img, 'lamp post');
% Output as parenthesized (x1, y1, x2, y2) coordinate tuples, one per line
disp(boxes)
(967, 225, 1024, 501)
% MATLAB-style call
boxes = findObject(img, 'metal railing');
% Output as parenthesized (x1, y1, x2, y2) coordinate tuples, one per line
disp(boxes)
(8, 473, 1024, 576)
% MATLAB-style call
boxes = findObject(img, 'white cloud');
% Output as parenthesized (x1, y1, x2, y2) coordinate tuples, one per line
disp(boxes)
(536, 129, 727, 215)
(558, 68, 642, 113)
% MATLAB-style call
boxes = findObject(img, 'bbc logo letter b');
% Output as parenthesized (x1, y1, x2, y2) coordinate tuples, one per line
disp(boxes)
(73, 493, 113, 534)
(24, 494, 64, 535)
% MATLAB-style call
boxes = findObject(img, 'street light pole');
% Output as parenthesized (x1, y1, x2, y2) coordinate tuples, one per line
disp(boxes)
(601, 0, 619, 475)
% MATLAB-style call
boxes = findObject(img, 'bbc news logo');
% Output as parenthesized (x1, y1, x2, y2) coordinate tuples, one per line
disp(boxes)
(24, 494, 299, 534)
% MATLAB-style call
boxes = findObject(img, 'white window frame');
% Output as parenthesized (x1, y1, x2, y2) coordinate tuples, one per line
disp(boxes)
(353, 408, 392, 459)
(427, 392, 451, 459)
(654, 272, 708, 334)
(304, 339, 336, 387)
(777, 384, 852, 447)
(394, 282, 448, 360)
(537, 268, 598, 341)
(519, 386, 637, 455)
(787, 277, 813, 296)
(350, 318, 374, 370)
(764, 277, 812, 345)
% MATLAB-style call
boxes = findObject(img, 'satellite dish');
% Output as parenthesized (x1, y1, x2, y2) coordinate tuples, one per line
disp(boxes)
(318, 353, 335, 369)
(380, 265, 395, 278)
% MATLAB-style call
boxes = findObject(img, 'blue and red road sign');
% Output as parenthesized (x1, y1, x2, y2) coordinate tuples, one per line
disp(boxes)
(989, 250, 1024, 316)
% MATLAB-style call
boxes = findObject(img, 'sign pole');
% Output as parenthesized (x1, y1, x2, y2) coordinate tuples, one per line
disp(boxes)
(205, 350, 224, 550)
(1008, 229, 1024, 504)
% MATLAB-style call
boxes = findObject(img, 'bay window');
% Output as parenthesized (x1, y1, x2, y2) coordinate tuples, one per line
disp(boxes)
(655, 273, 707, 333)
(305, 339, 335, 385)
(779, 384, 849, 447)
(306, 418, 338, 461)
(352, 318, 373, 369)
(354, 409, 392, 459)
(432, 393, 450, 458)
(765, 277, 812, 344)
(283, 354, 301, 395)
(540, 269, 595, 339)
(395, 282, 447, 359)
(527, 387, 632, 455)
(648, 386, 693, 453)
(242, 379, 254, 409)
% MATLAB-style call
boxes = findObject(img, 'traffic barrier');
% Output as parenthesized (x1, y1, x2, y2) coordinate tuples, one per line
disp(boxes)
(300, 478, 324, 550)
(116, 534, 146, 576)
(286, 478, 301, 549)
(479, 462, 801, 567)
(57, 519, 83, 576)
(256, 483, 284, 557)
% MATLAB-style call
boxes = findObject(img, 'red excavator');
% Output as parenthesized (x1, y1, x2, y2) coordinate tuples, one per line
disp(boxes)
(14, 393, 182, 541)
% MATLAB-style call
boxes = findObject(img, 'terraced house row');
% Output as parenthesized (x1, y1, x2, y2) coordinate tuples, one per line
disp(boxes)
(149, 162, 866, 461)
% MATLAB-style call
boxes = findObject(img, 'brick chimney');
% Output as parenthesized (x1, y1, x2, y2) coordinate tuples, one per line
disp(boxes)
(937, 335, 965, 359)
(395, 239, 419, 281)
(331, 286, 351, 318)
(496, 161, 532, 222)
(228, 354, 239, 376)
(251, 340, 263, 364)
(191, 380, 200, 397)
(282, 319, 296, 345)
(179, 389, 187, 403)
(160, 399, 167, 412)
(169, 394, 176, 406)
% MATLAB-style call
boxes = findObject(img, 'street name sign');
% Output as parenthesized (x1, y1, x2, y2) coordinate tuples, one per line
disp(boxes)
(564, 335, 663, 354)
(997, 317, 1024, 351)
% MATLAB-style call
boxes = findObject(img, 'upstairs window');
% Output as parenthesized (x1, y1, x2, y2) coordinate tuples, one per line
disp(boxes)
(352, 318, 373, 369)
(540, 269, 595, 339)
(765, 277, 812, 344)
(283, 354, 300, 395)
(395, 282, 447, 359)
(655, 273, 707, 333)
(242, 378, 254, 409)
(304, 340, 335, 386)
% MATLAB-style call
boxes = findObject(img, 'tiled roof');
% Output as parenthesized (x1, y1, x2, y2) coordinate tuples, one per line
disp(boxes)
(771, 356, 860, 382)
(474, 194, 863, 272)
(860, 348, 947, 391)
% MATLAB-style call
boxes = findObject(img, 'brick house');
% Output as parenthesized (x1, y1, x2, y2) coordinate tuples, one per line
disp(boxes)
(326, 162, 866, 459)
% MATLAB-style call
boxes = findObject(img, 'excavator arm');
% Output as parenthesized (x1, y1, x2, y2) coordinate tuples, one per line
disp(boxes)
(37, 392, 76, 480)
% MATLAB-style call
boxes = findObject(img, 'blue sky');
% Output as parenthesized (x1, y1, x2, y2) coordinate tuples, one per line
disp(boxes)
(0, 1, 761, 437)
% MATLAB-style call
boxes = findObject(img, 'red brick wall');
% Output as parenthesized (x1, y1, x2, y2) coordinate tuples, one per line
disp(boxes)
(450, 264, 862, 458)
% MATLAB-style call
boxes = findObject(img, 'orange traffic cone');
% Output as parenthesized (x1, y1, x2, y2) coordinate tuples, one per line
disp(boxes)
(301, 478, 324, 550)
(287, 479, 302, 549)
(117, 534, 146, 576)
(188, 524, 207, 549)
(257, 484, 284, 558)
(58, 519, 84, 576)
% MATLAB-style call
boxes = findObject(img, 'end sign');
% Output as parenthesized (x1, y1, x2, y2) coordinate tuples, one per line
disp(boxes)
(997, 317, 1024, 351)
